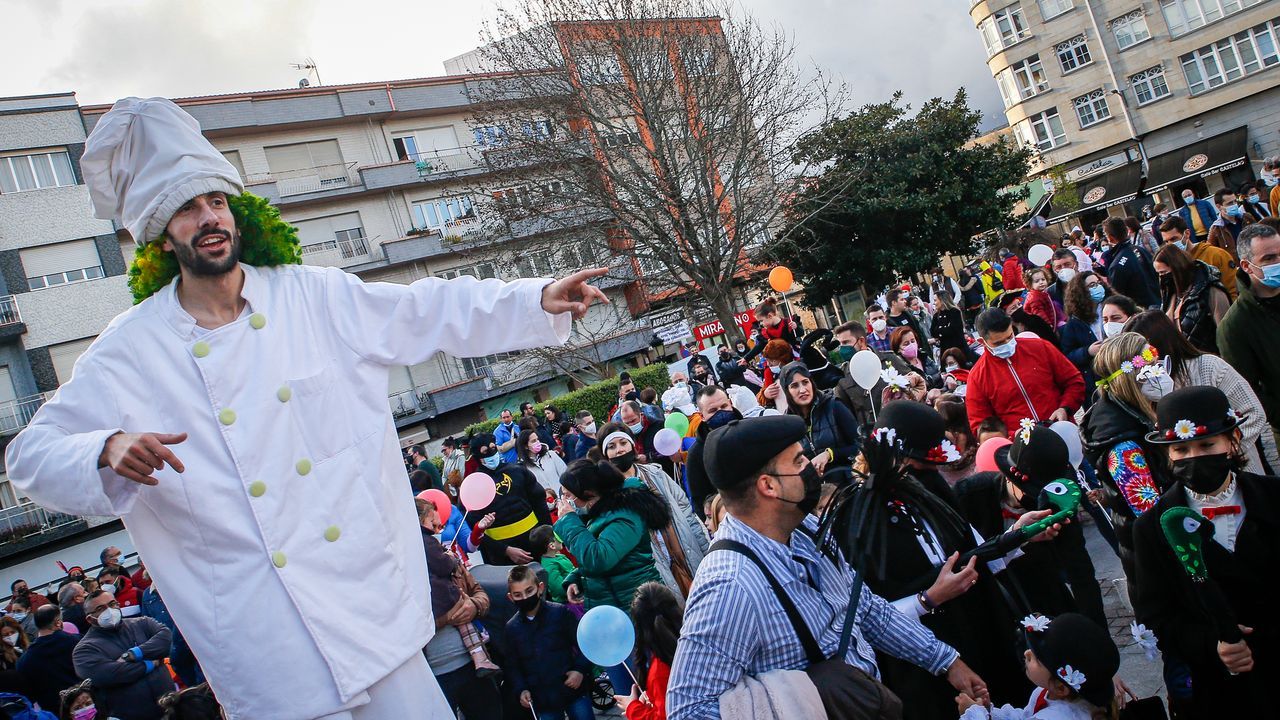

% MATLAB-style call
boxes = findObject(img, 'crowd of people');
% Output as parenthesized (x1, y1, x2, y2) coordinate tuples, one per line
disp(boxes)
(7, 189, 1280, 719)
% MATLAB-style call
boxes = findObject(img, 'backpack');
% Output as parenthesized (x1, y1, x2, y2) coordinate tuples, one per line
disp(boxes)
(0, 693, 59, 720)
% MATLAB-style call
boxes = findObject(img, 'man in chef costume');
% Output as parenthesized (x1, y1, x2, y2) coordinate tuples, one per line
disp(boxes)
(3, 97, 607, 719)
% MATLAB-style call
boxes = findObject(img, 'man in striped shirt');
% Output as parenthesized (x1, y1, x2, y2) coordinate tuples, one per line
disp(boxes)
(667, 416, 988, 719)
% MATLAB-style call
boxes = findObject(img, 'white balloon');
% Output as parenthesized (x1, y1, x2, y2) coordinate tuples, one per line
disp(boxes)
(1028, 243, 1054, 267)
(653, 428, 682, 457)
(849, 350, 883, 390)
(1049, 420, 1084, 469)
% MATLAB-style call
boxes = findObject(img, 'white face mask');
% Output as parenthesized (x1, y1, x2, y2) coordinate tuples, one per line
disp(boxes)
(581, 422, 597, 436)
(1056, 268, 1077, 283)
(1140, 373, 1175, 402)
(1103, 321, 1125, 337)
(870, 318, 887, 333)
(2, 634, 17, 646)
(96, 607, 122, 629)
(100, 584, 116, 595)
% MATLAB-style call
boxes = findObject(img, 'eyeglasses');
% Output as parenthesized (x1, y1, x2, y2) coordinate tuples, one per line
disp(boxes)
(87, 600, 119, 617)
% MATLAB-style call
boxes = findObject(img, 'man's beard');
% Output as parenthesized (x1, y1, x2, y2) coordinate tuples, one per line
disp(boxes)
(172, 226, 242, 277)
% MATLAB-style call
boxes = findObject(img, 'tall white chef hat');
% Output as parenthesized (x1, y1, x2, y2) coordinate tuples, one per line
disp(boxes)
(81, 97, 244, 246)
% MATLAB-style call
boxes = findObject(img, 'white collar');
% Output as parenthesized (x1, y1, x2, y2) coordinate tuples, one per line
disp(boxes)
(1186, 475, 1240, 506)
(161, 263, 265, 339)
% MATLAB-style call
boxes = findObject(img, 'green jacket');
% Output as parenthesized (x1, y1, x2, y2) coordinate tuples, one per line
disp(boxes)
(553, 486, 668, 610)
(539, 554, 576, 603)
(1217, 272, 1280, 430)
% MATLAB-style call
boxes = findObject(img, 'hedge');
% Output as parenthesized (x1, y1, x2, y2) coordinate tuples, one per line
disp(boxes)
(463, 363, 671, 437)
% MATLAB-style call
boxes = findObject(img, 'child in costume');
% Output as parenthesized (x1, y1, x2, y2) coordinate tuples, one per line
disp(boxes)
(956, 612, 1120, 719)
(529, 524, 575, 604)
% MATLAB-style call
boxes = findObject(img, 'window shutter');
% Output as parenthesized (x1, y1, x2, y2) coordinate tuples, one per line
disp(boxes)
(49, 336, 97, 385)
(20, 240, 102, 279)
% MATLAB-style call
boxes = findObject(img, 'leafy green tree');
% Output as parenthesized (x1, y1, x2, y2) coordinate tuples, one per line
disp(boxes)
(768, 90, 1032, 305)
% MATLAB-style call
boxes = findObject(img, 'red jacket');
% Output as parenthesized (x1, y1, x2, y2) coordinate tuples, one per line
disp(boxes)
(1001, 257, 1026, 290)
(966, 336, 1084, 436)
(1022, 288, 1062, 329)
(626, 656, 670, 720)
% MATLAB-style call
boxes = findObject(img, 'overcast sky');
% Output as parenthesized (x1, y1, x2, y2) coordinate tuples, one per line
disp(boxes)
(2, 0, 1005, 128)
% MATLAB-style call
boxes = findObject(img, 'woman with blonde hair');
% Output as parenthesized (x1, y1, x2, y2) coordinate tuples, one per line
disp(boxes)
(1081, 332, 1174, 591)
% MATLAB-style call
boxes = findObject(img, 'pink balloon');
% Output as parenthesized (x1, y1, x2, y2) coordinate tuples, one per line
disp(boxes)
(417, 488, 452, 523)
(459, 473, 497, 511)
(976, 437, 1012, 474)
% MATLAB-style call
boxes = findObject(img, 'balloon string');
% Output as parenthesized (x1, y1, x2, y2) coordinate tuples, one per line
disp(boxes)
(446, 517, 467, 551)
(866, 389, 877, 422)
(529, 700, 538, 719)
(624, 662, 642, 689)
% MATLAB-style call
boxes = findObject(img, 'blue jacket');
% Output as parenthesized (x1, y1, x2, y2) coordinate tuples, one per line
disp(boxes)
(441, 505, 476, 552)
(1058, 317, 1101, 409)
(1177, 199, 1219, 236)
(502, 601, 592, 712)
(16, 630, 80, 712)
(494, 421, 520, 463)
(562, 433, 596, 462)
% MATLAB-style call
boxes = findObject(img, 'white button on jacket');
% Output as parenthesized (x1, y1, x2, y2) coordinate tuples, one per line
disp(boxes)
(4, 263, 571, 720)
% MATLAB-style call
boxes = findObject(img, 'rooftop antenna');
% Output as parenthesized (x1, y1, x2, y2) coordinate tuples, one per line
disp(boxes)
(290, 57, 322, 86)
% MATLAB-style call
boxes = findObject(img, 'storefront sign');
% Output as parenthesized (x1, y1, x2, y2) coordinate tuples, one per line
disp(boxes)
(1182, 153, 1209, 173)
(645, 308, 685, 328)
(1065, 151, 1129, 183)
(693, 309, 757, 341)
(655, 321, 691, 345)
(1082, 186, 1107, 204)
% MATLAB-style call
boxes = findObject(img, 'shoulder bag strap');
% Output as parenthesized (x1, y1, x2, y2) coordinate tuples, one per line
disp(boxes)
(710, 539, 826, 664)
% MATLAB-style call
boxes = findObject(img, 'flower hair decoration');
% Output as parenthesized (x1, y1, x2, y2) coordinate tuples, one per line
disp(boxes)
(1021, 614, 1050, 633)
(924, 439, 963, 464)
(881, 366, 910, 391)
(1056, 665, 1086, 692)
(1017, 418, 1037, 444)
(1096, 345, 1162, 389)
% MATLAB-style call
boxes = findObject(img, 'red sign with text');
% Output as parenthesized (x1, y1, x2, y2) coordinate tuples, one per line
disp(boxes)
(694, 309, 757, 342)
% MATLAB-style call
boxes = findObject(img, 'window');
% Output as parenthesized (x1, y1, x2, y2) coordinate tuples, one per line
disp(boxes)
(1110, 10, 1153, 49)
(264, 140, 344, 176)
(1181, 18, 1280, 94)
(392, 135, 420, 161)
(682, 43, 718, 76)
(294, 212, 370, 261)
(995, 55, 1050, 107)
(460, 352, 519, 376)
(220, 150, 246, 178)
(49, 336, 96, 386)
(0, 151, 75, 193)
(1018, 109, 1067, 150)
(1073, 89, 1112, 127)
(1162, 0, 1263, 38)
(412, 196, 476, 231)
(979, 5, 1032, 56)
(515, 254, 554, 278)
(577, 53, 624, 84)
(21, 239, 104, 290)
(521, 120, 554, 141)
(1056, 34, 1093, 73)
(492, 185, 537, 210)
(1129, 66, 1172, 104)
(472, 126, 508, 148)
(1037, 0, 1074, 20)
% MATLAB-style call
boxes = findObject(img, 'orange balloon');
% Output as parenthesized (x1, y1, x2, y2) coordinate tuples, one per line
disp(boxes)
(768, 266, 794, 292)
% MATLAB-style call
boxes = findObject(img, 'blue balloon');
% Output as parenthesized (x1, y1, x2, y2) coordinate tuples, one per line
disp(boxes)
(681, 436, 698, 452)
(576, 605, 635, 667)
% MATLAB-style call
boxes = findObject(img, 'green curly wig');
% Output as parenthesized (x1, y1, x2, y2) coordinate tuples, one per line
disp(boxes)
(127, 192, 303, 303)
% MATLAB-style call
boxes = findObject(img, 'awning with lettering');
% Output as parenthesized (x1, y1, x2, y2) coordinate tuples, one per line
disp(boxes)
(1046, 163, 1143, 224)
(1143, 126, 1250, 196)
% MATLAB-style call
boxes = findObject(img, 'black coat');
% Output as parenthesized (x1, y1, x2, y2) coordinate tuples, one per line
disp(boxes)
(1132, 473, 1280, 717)
(1104, 240, 1161, 309)
(502, 601, 593, 712)
(1161, 261, 1229, 353)
(16, 630, 80, 713)
(931, 308, 966, 355)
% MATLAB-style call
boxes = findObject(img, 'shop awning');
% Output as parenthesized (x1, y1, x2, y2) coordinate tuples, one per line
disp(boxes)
(1046, 162, 1143, 223)
(1143, 126, 1250, 196)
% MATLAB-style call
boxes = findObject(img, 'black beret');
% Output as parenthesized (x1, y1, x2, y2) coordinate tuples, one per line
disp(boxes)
(704, 416, 807, 490)
(469, 433, 496, 456)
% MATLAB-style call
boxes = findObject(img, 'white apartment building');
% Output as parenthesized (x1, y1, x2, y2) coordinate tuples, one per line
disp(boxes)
(970, 0, 1280, 227)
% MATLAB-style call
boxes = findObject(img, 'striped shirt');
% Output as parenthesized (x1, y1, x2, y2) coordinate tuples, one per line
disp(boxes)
(666, 514, 958, 719)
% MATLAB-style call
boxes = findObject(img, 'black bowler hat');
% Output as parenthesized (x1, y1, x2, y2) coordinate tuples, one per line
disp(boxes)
(996, 423, 1073, 486)
(1145, 386, 1243, 445)
(704, 416, 807, 490)
(873, 401, 961, 465)
(1021, 613, 1120, 708)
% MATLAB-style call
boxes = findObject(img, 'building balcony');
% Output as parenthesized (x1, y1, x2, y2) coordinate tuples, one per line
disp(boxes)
(0, 501, 82, 549)
(361, 149, 485, 191)
(299, 236, 377, 269)
(0, 295, 25, 339)
(244, 162, 365, 204)
(390, 374, 491, 427)
(0, 392, 52, 436)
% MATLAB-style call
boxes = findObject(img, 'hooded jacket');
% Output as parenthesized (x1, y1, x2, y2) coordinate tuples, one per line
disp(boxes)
(1217, 270, 1280, 432)
(1162, 260, 1230, 353)
(554, 486, 670, 610)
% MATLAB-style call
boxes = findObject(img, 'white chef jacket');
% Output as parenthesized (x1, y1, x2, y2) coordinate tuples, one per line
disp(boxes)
(4, 263, 570, 720)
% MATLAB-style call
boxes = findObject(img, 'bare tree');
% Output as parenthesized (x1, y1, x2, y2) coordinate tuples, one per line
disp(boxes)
(455, 0, 845, 344)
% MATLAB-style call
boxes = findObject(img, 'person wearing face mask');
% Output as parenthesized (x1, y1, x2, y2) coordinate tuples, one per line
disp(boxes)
(1158, 215, 1238, 296)
(94, 571, 139, 620)
(1047, 249, 1079, 308)
(493, 408, 521, 465)
(1130, 385, 1280, 717)
(1218, 222, 1280, 450)
(831, 321, 925, 424)
(59, 680, 116, 720)
(1206, 189, 1256, 254)
(1021, 267, 1064, 333)
(6, 595, 38, 645)
(0, 615, 30, 674)
(598, 423, 708, 598)
(683, 385, 745, 517)
(1099, 294, 1139, 339)
(440, 436, 467, 497)
(1057, 271, 1110, 408)
(517, 428, 568, 496)
(1176, 188, 1219, 245)
(930, 290, 966, 358)
(666, 414, 991, 720)
(554, 459, 670, 695)
(7, 579, 50, 615)
(1081, 334, 1173, 591)
(563, 410, 598, 462)
(502, 565, 595, 720)
(863, 304, 894, 353)
(1153, 244, 1231, 354)
(1101, 218, 1161, 311)
(464, 433, 552, 566)
(891, 327, 941, 388)
(965, 309, 1084, 438)
(72, 589, 172, 720)
(1239, 181, 1271, 219)
(738, 299, 798, 367)
(1127, 310, 1280, 474)
(16, 605, 81, 715)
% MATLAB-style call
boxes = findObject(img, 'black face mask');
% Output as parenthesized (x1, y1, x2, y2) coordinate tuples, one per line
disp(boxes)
(514, 594, 541, 614)
(612, 450, 637, 473)
(777, 463, 824, 515)
(704, 408, 741, 430)
(1171, 452, 1236, 495)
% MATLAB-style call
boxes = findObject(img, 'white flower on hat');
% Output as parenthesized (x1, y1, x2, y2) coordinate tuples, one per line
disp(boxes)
(872, 427, 898, 446)
(881, 367, 909, 390)
(1021, 615, 1050, 632)
(1056, 665, 1086, 691)
(1226, 407, 1241, 422)
(1174, 419, 1197, 440)
(1018, 418, 1036, 444)
(939, 439, 962, 463)
(1130, 622, 1159, 662)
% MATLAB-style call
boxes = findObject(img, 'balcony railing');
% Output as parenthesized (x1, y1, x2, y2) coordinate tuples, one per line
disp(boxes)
(0, 392, 51, 435)
(0, 501, 82, 547)
(246, 162, 362, 198)
(0, 295, 20, 326)
(407, 149, 482, 177)
(389, 387, 439, 419)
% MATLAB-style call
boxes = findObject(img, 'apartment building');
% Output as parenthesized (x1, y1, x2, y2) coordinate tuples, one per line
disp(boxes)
(970, 0, 1280, 227)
